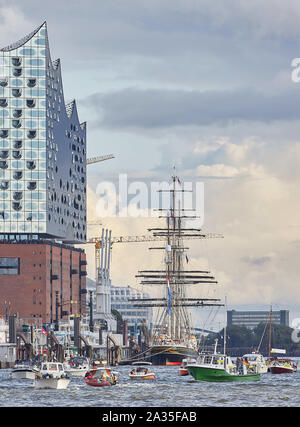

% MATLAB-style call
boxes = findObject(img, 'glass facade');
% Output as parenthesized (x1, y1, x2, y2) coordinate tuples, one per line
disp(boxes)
(0, 22, 86, 243)
(111, 285, 153, 327)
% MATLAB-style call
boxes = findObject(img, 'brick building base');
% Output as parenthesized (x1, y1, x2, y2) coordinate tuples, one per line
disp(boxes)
(0, 241, 87, 324)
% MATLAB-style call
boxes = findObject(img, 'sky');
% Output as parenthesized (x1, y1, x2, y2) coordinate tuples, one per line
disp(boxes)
(1, 0, 300, 329)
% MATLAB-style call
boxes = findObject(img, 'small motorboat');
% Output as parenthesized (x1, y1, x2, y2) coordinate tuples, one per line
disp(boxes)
(179, 358, 196, 376)
(64, 356, 90, 377)
(129, 367, 156, 380)
(34, 362, 71, 389)
(269, 358, 297, 374)
(84, 367, 118, 387)
(10, 360, 37, 380)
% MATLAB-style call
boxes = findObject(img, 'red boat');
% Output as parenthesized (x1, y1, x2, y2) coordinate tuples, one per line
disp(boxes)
(269, 358, 297, 374)
(84, 368, 118, 387)
(178, 358, 197, 376)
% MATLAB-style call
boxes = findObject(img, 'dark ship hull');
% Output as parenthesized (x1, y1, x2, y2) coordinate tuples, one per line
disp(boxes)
(149, 345, 198, 366)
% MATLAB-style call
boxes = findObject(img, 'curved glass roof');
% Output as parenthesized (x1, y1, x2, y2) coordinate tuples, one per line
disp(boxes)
(1, 21, 46, 52)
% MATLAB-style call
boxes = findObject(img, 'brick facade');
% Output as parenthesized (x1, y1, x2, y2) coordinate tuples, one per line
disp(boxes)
(0, 242, 86, 323)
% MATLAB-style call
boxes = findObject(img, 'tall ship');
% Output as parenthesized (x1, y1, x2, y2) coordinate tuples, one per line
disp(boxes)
(134, 172, 223, 366)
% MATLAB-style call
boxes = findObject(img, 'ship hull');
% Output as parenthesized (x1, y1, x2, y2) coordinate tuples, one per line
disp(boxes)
(187, 366, 260, 382)
(150, 345, 198, 366)
(270, 366, 295, 374)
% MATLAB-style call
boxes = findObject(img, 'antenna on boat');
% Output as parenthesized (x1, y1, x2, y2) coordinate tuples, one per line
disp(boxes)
(224, 296, 227, 355)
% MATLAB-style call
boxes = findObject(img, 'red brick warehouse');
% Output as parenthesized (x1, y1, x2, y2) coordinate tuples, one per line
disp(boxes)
(0, 241, 87, 323)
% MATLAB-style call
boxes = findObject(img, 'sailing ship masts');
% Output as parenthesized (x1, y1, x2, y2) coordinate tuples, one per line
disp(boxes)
(137, 270, 211, 274)
(139, 280, 218, 285)
(136, 274, 216, 279)
(133, 303, 224, 308)
(129, 297, 222, 302)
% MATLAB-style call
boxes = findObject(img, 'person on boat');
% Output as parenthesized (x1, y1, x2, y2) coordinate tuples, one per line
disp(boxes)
(85, 371, 92, 379)
(236, 357, 243, 374)
(130, 369, 135, 375)
(145, 368, 149, 374)
(100, 373, 107, 383)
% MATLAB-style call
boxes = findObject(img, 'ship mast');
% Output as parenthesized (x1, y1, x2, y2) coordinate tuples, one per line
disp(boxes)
(134, 172, 223, 344)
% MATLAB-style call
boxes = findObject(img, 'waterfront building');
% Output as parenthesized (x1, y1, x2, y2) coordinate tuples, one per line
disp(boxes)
(0, 22, 87, 323)
(0, 21, 86, 242)
(227, 309, 289, 330)
(111, 285, 153, 332)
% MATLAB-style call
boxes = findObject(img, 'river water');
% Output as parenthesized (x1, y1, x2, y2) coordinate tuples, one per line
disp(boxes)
(0, 363, 300, 408)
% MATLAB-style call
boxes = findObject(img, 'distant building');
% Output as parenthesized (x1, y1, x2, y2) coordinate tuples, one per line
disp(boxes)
(227, 310, 289, 330)
(111, 285, 152, 332)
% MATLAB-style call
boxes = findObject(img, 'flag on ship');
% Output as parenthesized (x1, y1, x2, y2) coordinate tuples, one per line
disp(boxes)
(167, 272, 172, 315)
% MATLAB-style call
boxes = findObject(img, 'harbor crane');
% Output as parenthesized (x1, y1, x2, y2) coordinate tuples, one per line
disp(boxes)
(84, 225, 223, 277)
(86, 154, 115, 165)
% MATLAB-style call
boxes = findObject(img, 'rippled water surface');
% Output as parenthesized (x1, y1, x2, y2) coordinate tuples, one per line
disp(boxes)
(1, 364, 300, 407)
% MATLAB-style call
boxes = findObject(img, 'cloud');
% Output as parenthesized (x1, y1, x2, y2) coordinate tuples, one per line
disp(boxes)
(0, 4, 34, 47)
(83, 87, 300, 130)
(241, 255, 273, 266)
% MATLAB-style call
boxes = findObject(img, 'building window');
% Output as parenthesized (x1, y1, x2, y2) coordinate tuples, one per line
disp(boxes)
(0, 78, 7, 87)
(11, 57, 21, 67)
(0, 161, 8, 169)
(12, 119, 21, 128)
(27, 79, 36, 88)
(27, 181, 37, 190)
(0, 99, 8, 107)
(12, 89, 21, 97)
(0, 150, 8, 159)
(12, 202, 22, 211)
(0, 257, 19, 275)
(26, 99, 36, 108)
(12, 150, 22, 159)
(13, 140, 22, 149)
(13, 109, 22, 118)
(13, 171, 23, 180)
(26, 160, 36, 170)
(0, 129, 8, 138)
(0, 181, 9, 190)
(12, 68, 22, 77)
(27, 130, 37, 139)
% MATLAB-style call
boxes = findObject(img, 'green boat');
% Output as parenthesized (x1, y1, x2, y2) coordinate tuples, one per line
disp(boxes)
(187, 353, 261, 382)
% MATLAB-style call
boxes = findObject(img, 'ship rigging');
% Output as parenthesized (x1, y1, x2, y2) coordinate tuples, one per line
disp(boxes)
(133, 172, 224, 365)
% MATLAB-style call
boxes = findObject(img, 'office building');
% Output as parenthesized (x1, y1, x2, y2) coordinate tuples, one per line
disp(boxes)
(111, 285, 153, 331)
(227, 309, 289, 330)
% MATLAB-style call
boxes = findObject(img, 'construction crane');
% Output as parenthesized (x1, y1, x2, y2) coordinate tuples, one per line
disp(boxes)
(84, 231, 224, 278)
(87, 154, 115, 165)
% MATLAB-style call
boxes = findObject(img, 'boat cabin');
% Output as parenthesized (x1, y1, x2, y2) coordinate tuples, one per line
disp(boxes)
(38, 362, 67, 379)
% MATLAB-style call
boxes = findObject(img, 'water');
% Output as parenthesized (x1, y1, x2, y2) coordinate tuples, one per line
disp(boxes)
(1, 364, 300, 407)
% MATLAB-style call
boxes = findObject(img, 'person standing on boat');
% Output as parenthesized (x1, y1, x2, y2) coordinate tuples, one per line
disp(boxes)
(236, 357, 243, 375)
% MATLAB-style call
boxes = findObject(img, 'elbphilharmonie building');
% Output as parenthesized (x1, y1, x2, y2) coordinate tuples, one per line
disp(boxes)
(0, 23, 87, 323)
(0, 21, 86, 244)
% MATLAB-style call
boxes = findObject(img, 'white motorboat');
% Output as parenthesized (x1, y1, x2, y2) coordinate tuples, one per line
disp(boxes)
(10, 361, 37, 380)
(34, 362, 71, 389)
(64, 356, 90, 377)
(242, 353, 268, 374)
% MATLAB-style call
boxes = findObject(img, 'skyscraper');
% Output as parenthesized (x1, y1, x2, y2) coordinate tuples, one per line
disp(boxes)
(0, 22, 87, 323)
(0, 21, 86, 244)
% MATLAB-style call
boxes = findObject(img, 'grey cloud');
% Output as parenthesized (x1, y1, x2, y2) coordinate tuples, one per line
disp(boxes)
(241, 256, 272, 266)
(83, 87, 300, 130)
